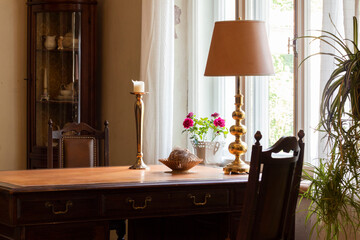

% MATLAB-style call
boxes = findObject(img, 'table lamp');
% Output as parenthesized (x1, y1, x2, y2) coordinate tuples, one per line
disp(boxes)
(205, 20, 274, 174)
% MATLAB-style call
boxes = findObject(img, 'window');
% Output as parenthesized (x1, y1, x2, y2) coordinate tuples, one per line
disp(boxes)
(176, 0, 323, 163)
(244, 0, 295, 152)
(302, 0, 323, 164)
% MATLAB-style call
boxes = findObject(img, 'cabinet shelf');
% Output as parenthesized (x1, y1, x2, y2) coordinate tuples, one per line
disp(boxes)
(36, 48, 79, 53)
(36, 99, 78, 104)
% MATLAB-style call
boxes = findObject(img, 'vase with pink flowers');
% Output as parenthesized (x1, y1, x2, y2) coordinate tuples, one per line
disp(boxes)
(182, 112, 228, 165)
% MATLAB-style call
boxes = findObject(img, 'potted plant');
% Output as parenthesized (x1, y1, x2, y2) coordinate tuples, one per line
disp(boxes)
(182, 112, 228, 165)
(300, 16, 360, 239)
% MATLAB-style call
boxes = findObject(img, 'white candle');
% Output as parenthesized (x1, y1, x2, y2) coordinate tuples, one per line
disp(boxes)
(132, 80, 145, 92)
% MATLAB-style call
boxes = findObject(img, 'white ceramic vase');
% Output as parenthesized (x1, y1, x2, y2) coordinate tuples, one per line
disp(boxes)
(44, 35, 56, 50)
(192, 141, 225, 165)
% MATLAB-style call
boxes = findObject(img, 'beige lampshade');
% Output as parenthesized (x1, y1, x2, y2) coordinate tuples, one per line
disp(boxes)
(205, 20, 274, 76)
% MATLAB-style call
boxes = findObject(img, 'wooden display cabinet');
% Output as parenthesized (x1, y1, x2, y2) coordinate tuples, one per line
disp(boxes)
(26, 0, 97, 169)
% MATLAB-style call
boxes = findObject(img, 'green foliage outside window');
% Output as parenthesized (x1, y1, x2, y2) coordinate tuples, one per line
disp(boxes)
(272, 0, 293, 11)
(268, 54, 294, 146)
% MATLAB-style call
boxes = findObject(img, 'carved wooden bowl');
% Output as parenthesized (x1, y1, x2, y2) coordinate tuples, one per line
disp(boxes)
(159, 159, 203, 172)
(160, 148, 203, 172)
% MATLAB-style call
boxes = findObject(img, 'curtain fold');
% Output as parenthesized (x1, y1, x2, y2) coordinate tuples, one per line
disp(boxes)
(140, 0, 174, 164)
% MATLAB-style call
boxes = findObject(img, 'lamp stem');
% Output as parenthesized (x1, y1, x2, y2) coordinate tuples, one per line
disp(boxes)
(235, 0, 239, 20)
(223, 78, 249, 174)
(235, 0, 245, 21)
(235, 76, 241, 95)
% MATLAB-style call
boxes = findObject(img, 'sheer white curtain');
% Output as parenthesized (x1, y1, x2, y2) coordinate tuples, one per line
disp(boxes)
(140, 0, 174, 164)
(318, 0, 360, 159)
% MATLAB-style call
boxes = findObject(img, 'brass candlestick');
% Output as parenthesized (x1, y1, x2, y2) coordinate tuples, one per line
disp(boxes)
(129, 92, 148, 169)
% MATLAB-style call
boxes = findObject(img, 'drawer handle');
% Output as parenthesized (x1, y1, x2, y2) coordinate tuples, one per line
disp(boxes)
(45, 200, 73, 215)
(188, 193, 211, 206)
(127, 196, 152, 210)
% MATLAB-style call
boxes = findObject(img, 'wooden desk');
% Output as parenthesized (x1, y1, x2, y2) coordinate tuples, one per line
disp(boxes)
(0, 165, 247, 240)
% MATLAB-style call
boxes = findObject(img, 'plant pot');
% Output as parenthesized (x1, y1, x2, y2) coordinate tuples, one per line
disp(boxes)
(191, 141, 225, 165)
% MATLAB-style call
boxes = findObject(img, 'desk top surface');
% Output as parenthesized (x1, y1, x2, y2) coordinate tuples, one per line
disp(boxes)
(0, 165, 248, 192)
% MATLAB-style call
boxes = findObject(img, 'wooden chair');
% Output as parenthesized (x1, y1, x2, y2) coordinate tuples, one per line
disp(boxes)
(237, 130, 305, 240)
(47, 119, 109, 168)
(48, 120, 125, 239)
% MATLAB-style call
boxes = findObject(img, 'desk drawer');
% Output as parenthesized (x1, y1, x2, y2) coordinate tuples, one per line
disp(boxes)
(171, 188, 230, 209)
(103, 191, 168, 217)
(103, 187, 230, 218)
(17, 193, 100, 224)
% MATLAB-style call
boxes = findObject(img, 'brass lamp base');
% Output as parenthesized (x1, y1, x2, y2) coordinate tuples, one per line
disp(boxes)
(223, 83, 249, 175)
(223, 160, 249, 174)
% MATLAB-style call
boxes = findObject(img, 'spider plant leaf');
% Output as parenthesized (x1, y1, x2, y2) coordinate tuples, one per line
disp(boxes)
(298, 34, 347, 59)
(354, 16, 358, 47)
(318, 31, 353, 56)
(321, 78, 343, 121)
(305, 33, 349, 57)
(344, 39, 360, 54)
(311, 30, 351, 53)
(334, 57, 345, 65)
(329, 13, 344, 39)
(298, 52, 340, 67)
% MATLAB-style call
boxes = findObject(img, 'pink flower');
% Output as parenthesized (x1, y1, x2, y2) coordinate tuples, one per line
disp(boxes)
(186, 112, 194, 118)
(183, 118, 194, 129)
(211, 112, 219, 118)
(214, 117, 225, 127)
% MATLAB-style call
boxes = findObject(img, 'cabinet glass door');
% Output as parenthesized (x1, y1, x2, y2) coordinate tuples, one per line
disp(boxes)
(35, 12, 81, 146)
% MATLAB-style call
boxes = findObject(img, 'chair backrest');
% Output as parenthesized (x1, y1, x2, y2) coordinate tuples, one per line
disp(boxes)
(237, 130, 305, 240)
(47, 120, 109, 168)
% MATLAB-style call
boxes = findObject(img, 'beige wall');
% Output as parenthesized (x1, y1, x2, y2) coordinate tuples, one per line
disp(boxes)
(0, 1, 27, 170)
(0, 0, 142, 170)
(97, 0, 142, 166)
